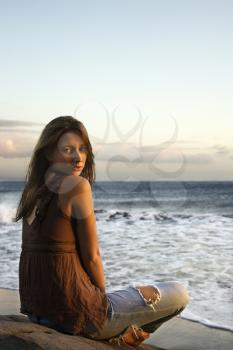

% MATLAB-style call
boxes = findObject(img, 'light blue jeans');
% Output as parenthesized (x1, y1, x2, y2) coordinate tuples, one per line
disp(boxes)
(28, 281, 189, 341)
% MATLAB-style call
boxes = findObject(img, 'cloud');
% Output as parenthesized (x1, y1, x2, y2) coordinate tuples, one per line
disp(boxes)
(0, 119, 43, 158)
(0, 119, 229, 167)
(93, 142, 213, 164)
(184, 153, 213, 164)
(0, 119, 43, 127)
(0, 119, 43, 135)
(0, 128, 42, 133)
(211, 144, 232, 156)
(0, 136, 34, 158)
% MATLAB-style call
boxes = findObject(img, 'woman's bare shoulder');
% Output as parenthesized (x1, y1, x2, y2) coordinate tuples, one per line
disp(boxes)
(59, 175, 91, 196)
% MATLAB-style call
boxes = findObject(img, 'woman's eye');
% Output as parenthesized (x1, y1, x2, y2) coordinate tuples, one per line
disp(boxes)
(64, 148, 72, 153)
(63, 146, 87, 154)
(81, 146, 88, 152)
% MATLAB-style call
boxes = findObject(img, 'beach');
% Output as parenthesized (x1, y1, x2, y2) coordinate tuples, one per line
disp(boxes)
(1, 180, 232, 331)
(0, 287, 232, 350)
(1, 180, 233, 349)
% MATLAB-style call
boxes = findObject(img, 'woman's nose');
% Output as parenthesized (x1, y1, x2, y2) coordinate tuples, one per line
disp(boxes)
(72, 150, 81, 162)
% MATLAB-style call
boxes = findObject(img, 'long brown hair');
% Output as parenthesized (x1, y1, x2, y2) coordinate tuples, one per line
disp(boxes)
(14, 116, 96, 222)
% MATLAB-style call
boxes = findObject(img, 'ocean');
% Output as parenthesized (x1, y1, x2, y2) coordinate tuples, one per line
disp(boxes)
(0, 180, 232, 332)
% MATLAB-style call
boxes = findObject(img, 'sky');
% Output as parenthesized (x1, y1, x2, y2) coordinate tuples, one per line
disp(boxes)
(0, 0, 232, 181)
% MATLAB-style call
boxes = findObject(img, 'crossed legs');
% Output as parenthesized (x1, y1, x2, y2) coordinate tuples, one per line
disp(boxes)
(108, 283, 189, 347)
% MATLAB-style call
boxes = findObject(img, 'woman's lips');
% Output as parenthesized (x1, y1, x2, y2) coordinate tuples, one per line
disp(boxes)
(73, 165, 83, 170)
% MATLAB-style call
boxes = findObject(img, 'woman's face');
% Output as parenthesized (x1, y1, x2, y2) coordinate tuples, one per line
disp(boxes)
(46, 131, 88, 176)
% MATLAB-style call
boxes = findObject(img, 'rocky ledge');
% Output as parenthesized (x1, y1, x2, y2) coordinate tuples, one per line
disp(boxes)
(0, 315, 161, 350)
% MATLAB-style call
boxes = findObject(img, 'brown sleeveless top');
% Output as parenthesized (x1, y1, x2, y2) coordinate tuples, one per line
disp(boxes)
(19, 173, 108, 335)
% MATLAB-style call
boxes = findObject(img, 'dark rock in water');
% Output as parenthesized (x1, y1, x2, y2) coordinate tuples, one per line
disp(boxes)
(94, 209, 107, 214)
(174, 214, 192, 219)
(122, 212, 131, 218)
(108, 211, 131, 220)
(139, 216, 150, 220)
(0, 315, 161, 350)
(154, 214, 176, 223)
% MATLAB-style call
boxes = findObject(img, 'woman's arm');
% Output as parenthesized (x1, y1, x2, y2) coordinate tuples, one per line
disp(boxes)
(68, 176, 106, 293)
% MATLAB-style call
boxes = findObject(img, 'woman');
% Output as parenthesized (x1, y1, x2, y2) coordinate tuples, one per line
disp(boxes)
(15, 116, 189, 347)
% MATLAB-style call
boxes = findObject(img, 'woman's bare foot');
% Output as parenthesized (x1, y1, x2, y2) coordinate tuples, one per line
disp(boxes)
(108, 324, 151, 347)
